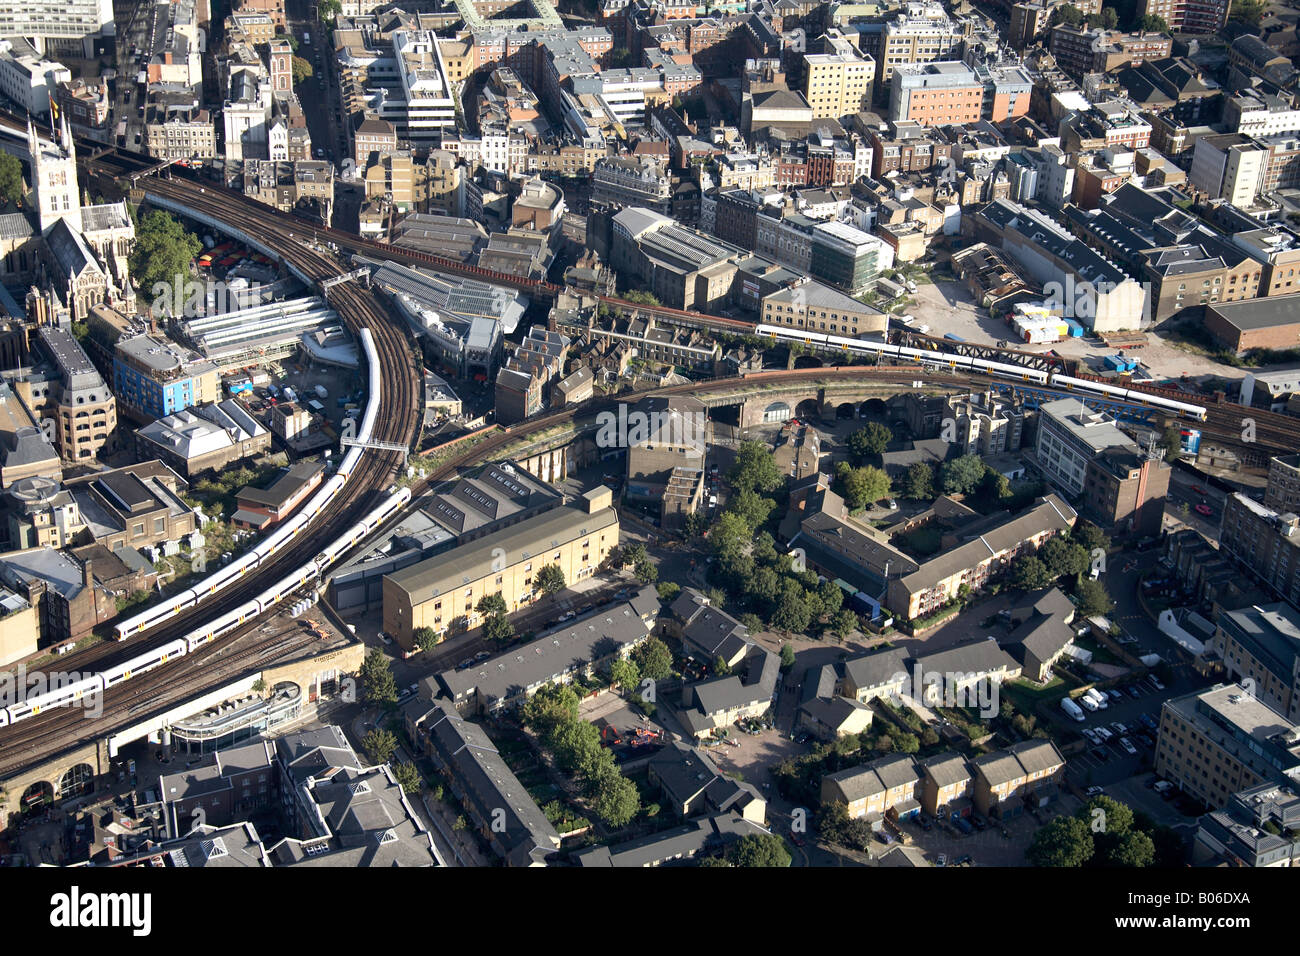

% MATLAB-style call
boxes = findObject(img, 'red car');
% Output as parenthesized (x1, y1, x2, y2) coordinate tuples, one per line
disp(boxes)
(1191, 485, 1207, 495)
(1195, 503, 1213, 516)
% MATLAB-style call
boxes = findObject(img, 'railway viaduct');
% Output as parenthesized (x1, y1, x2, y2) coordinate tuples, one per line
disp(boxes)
(0, 644, 364, 830)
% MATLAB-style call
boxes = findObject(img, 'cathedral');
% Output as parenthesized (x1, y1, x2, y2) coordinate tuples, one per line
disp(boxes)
(0, 118, 136, 325)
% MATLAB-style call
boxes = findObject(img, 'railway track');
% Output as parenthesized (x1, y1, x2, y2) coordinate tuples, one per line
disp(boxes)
(0, 175, 422, 771)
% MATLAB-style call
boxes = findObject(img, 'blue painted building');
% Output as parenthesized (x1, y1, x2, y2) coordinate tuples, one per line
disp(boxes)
(113, 334, 219, 420)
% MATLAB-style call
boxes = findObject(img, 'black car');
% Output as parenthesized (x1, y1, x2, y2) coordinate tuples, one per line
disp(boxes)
(917, 814, 933, 831)
(1091, 746, 1110, 762)
(970, 814, 988, 831)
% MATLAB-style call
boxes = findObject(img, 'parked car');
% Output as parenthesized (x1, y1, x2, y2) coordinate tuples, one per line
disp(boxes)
(457, 658, 474, 670)
(955, 817, 974, 834)
(970, 814, 988, 831)
(474, 650, 491, 661)
(1119, 737, 1138, 755)
(1139, 713, 1158, 730)
(1082, 728, 1100, 745)
(876, 830, 894, 845)
(954, 854, 973, 866)
(936, 853, 947, 867)
(1091, 747, 1110, 762)
(1110, 722, 1128, 736)
(1084, 786, 1104, 797)
(1148, 675, 1166, 691)
(1127, 685, 1143, 699)
(917, 814, 933, 831)
(1108, 689, 1123, 702)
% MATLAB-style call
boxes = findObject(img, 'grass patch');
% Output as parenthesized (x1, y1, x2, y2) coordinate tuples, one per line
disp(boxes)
(1002, 676, 1070, 713)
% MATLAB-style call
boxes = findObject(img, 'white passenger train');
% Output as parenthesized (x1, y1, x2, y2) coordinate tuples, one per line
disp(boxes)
(0, 485, 411, 726)
(113, 329, 382, 642)
(753, 324, 1208, 422)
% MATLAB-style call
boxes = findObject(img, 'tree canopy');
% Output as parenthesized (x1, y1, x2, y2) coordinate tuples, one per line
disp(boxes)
(632, 637, 673, 681)
(535, 563, 566, 596)
(729, 440, 785, 495)
(939, 454, 987, 496)
(901, 462, 935, 500)
(130, 210, 203, 308)
(725, 833, 792, 867)
(847, 422, 894, 462)
(360, 648, 397, 707)
(0, 153, 23, 207)
(835, 461, 891, 510)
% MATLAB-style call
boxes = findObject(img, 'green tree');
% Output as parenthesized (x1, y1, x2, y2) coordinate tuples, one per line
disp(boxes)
(362, 727, 398, 765)
(940, 454, 986, 496)
(1136, 13, 1169, 31)
(657, 581, 681, 602)
(1010, 555, 1054, 591)
(780, 643, 797, 672)
(622, 289, 662, 307)
(830, 608, 858, 640)
(588, 765, 641, 827)
(725, 833, 792, 867)
(522, 683, 581, 734)
(1040, 536, 1091, 578)
(835, 462, 891, 510)
(130, 210, 203, 308)
(714, 654, 732, 676)
(620, 542, 648, 567)
(1099, 7, 1118, 29)
(360, 647, 398, 707)
(535, 563, 566, 596)
(632, 637, 673, 681)
(608, 657, 640, 691)
(1071, 520, 1111, 555)
(1159, 425, 1183, 462)
(393, 762, 422, 794)
(727, 489, 776, 532)
(901, 461, 935, 500)
(0, 153, 23, 207)
(1074, 576, 1115, 617)
(1228, 0, 1266, 26)
(291, 55, 314, 86)
(634, 559, 658, 585)
(412, 626, 438, 652)
(975, 468, 1012, 510)
(1048, 3, 1085, 27)
(1027, 815, 1095, 867)
(476, 592, 507, 618)
(847, 422, 894, 462)
(484, 611, 515, 646)
(729, 440, 785, 495)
